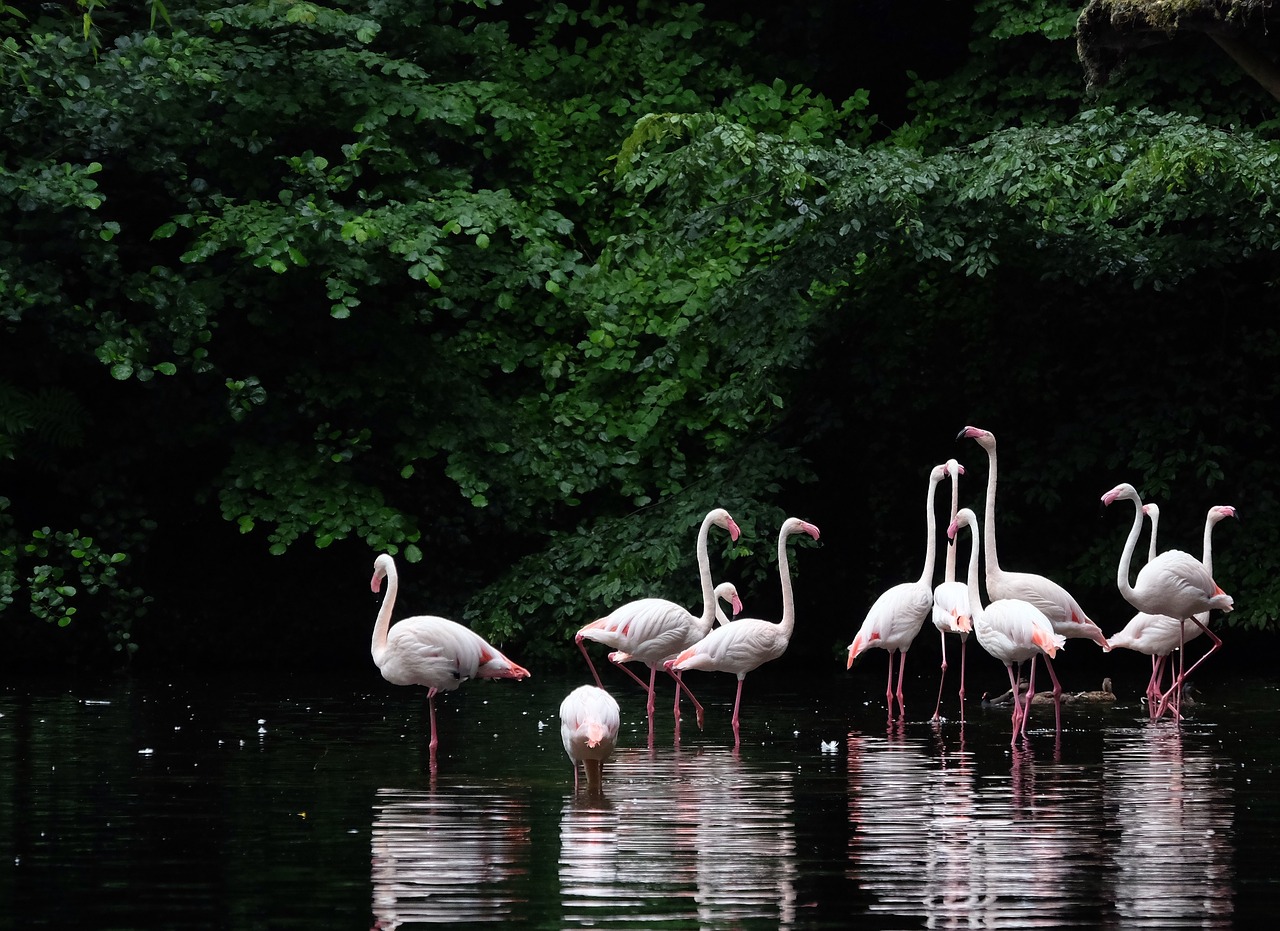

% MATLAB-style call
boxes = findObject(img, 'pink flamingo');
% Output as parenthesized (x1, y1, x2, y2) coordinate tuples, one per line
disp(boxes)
(370, 554, 530, 766)
(575, 508, 741, 741)
(847, 464, 946, 719)
(948, 508, 1065, 745)
(666, 517, 821, 747)
(931, 458, 973, 722)
(959, 427, 1109, 658)
(1101, 483, 1234, 720)
(559, 684, 621, 792)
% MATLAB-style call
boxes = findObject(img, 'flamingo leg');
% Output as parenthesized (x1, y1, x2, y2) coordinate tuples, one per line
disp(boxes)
(1022, 660, 1037, 739)
(1005, 664, 1022, 746)
(884, 653, 896, 716)
(731, 676, 746, 748)
(577, 635, 604, 689)
(669, 669, 706, 730)
(895, 650, 909, 718)
(932, 630, 949, 722)
(1158, 617, 1222, 719)
(958, 637, 968, 722)
(1040, 655, 1063, 735)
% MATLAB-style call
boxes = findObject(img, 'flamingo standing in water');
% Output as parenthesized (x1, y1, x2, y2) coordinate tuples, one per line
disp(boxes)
(1101, 483, 1235, 719)
(666, 517, 821, 747)
(959, 426, 1109, 649)
(948, 508, 1065, 745)
(559, 684, 621, 792)
(1107, 503, 1236, 718)
(931, 458, 972, 722)
(575, 508, 740, 742)
(848, 464, 946, 719)
(370, 554, 530, 766)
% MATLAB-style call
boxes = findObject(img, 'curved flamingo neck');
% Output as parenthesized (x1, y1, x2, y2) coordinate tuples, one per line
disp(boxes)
(919, 474, 942, 588)
(776, 527, 801, 639)
(1114, 492, 1145, 605)
(944, 471, 960, 583)
(963, 518, 985, 627)
(981, 439, 1002, 580)
(371, 560, 397, 666)
(1146, 507, 1160, 564)
(695, 512, 718, 631)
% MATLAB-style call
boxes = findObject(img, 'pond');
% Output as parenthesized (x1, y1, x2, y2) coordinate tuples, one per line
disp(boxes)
(2, 664, 1278, 929)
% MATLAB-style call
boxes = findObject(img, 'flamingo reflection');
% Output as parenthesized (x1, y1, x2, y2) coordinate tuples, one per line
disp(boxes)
(846, 728, 1102, 927)
(1104, 725, 1234, 927)
(370, 787, 530, 929)
(559, 747, 797, 927)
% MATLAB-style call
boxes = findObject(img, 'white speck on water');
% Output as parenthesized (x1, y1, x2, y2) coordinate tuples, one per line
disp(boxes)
(139, 748, 154, 755)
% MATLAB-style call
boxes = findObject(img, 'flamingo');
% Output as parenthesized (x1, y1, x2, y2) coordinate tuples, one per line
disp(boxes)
(369, 554, 530, 766)
(1107, 503, 1236, 718)
(666, 517, 821, 747)
(847, 463, 946, 719)
(559, 684, 621, 792)
(1101, 483, 1234, 719)
(959, 426, 1109, 661)
(575, 507, 740, 741)
(948, 508, 1066, 745)
(931, 458, 973, 722)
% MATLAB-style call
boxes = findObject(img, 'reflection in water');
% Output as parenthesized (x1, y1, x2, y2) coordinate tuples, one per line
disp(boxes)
(846, 727, 1107, 927)
(370, 787, 531, 928)
(558, 747, 797, 928)
(1104, 726, 1234, 927)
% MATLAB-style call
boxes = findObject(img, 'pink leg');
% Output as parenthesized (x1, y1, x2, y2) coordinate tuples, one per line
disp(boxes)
(932, 630, 949, 722)
(731, 677, 746, 748)
(1022, 660, 1036, 739)
(895, 650, 909, 718)
(958, 637, 968, 722)
(1040, 655, 1063, 734)
(1005, 665, 1022, 746)
(1158, 618, 1222, 719)
(577, 635, 604, 688)
(669, 669, 705, 729)
(884, 653, 896, 715)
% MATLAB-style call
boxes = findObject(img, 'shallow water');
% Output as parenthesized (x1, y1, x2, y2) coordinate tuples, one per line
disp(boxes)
(2, 666, 1278, 929)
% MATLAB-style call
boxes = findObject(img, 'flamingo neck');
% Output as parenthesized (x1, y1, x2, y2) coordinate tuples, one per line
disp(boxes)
(1146, 508, 1160, 564)
(964, 520, 985, 628)
(944, 472, 959, 583)
(1202, 513, 1218, 576)
(1114, 492, 1145, 605)
(776, 527, 799, 639)
(695, 512, 718, 633)
(918, 474, 942, 588)
(981, 440, 1002, 579)
(371, 563, 397, 666)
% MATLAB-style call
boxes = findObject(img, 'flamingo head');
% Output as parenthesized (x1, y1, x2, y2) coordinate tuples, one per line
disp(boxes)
(371, 553, 395, 593)
(710, 508, 741, 542)
(947, 507, 977, 542)
(945, 458, 964, 478)
(1101, 483, 1139, 507)
(957, 425, 994, 450)
(1209, 505, 1238, 524)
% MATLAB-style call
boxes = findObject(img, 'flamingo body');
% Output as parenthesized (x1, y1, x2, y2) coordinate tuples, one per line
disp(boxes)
(369, 554, 529, 763)
(559, 685, 621, 791)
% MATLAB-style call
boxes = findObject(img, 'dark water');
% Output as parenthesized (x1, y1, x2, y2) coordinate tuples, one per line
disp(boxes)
(2, 665, 1278, 929)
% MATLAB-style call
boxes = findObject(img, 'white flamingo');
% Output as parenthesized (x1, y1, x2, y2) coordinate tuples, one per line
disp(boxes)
(370, 554, 530, 766)
(931, 458, 972, 722)
(959, 426, 1109, 656)
(948, 508, 1065, 745)
(847, 463, 946, 718)
(559, 684, 621, 792)
(666, 517, 821, 747)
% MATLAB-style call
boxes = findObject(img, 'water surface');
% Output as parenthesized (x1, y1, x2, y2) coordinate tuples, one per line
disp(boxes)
(2, 668, 1277, 929)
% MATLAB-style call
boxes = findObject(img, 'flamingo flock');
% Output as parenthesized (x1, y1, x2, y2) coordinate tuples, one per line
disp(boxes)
(365, 424, 1238, 779)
